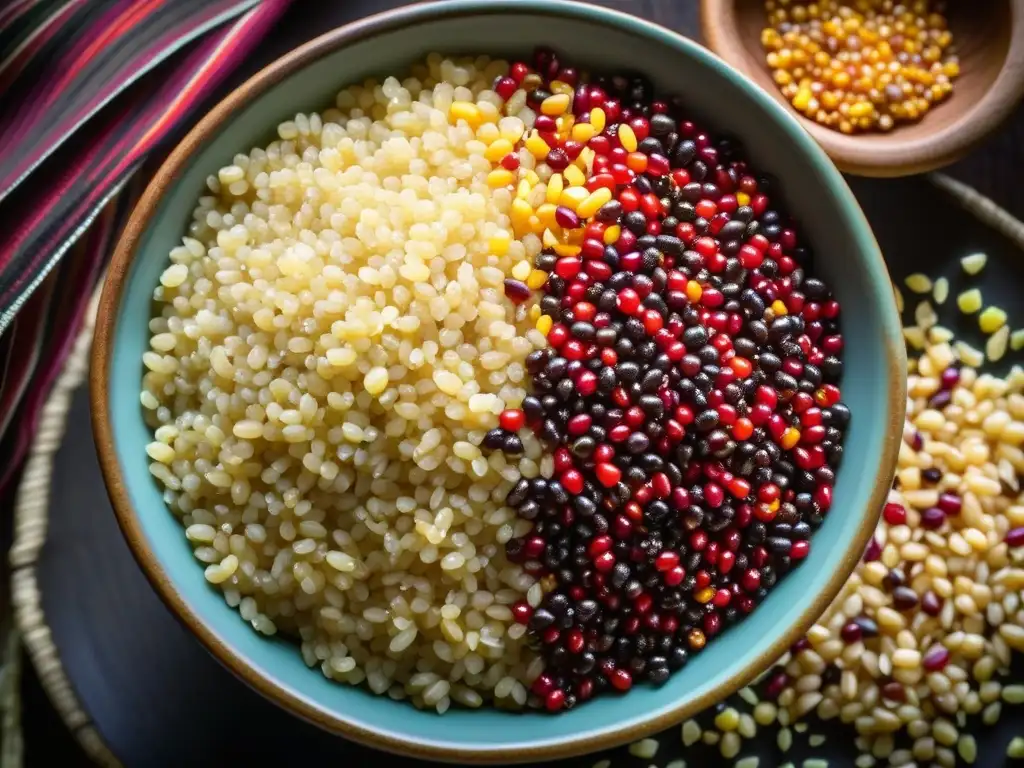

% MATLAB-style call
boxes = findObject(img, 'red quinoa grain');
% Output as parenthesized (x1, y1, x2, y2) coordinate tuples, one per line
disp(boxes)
(490, 48, 850, 710)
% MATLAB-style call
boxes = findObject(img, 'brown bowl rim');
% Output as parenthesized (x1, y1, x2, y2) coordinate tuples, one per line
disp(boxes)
(90, 0, 906, 762)
(701, 0, 1024, 177)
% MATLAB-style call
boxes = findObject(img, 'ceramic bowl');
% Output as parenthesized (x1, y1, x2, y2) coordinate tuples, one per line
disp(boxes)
(91, 0, 906, 762)
(701, 0, 1024, 177)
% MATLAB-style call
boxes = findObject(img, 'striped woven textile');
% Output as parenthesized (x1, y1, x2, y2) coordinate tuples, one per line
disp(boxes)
(0, 0, 294, 494)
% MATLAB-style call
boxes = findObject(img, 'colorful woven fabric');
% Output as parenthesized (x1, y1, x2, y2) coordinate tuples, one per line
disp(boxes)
(0, 0, 294, 492)
(0, 176, 143, 494)
(0, 0, 261, 201)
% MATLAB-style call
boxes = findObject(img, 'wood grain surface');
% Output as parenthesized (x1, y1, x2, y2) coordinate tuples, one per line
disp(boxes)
(12, 0, 1024, 766)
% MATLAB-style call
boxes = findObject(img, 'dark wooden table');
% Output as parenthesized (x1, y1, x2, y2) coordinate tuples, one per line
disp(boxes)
(14, 1, 1024, 766)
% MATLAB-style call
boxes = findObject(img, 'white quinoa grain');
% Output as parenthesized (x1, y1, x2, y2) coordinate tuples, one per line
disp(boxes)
(959, 252, 987, 274)
(1007, 738, 1024, 758)
(777, 727, 793, 752)
(753, 701, 777, 725)
(681, 719, 702, 746)
(904, 273, 932, 294)
(738, 713, 757, 739)
(987, 325, 1011, 362)
(628, 739, 659, 759)
(957, 734, 978, 764)
(1002, 684, 1024, 704)
(720, 732, 741, 760)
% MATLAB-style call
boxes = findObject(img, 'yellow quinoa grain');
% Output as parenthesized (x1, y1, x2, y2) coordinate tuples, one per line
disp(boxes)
(979, 306, 1008, 334)
(618, 123, 638, 152)
(486, 168, 516, 188)
(905, 273, 933, 294)
(957, 288, 983, 314)
(540, 93, 571, 116)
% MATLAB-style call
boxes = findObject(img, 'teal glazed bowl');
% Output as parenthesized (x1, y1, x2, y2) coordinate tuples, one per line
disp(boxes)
(91, 1, 906, 763)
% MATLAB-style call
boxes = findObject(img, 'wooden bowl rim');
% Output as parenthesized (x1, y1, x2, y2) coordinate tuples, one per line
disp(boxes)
(701, 0, 1024, 177)
(90, 0, 905, 762)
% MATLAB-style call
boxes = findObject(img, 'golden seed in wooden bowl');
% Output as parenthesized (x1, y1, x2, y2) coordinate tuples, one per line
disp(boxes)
(702, 0, 1024, 176)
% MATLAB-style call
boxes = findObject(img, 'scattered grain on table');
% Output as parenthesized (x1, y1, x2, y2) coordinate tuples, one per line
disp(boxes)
(988, 325, 1010, 361)
(979, 306, 1009, 334)
(1007, 737, 1024, 758)
(628, 739, 659, 759)
(961, 252, 988, 275)
(957, 288, 983, 314)
(905, 273, 932, 294)
(681, 719, 702, 747)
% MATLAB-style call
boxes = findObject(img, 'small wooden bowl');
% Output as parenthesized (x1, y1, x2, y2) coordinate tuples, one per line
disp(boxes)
(702, 0, 1024, 177)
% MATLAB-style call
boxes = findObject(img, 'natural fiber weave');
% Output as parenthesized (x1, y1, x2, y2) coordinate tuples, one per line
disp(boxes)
(4, 284, 120, 768)
(2, 175, 1021, 767)
(930, 172, 1024, 248)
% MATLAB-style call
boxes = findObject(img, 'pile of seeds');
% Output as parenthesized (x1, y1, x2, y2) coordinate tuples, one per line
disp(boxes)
(143, 54, 553, 714)
(144, 44, 853, 716)
(761, 0, 959, 134)
(485, 48, 850, 711)
(613, 261, 1024, 767)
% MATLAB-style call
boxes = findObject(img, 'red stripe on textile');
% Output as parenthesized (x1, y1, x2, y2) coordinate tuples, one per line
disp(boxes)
(0, 184, 134, 494)
(0, 1, 260, 201)
(0, 39, 223, 294)
(47, 0, 165, 97)
(121, 0, 289, 169)
(72, 0, 291, 187)
(31, 2, 246, 136)
(0, 0, 292, 314)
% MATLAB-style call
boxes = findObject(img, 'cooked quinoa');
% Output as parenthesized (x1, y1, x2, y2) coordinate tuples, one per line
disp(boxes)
(140, 54, 551, 713)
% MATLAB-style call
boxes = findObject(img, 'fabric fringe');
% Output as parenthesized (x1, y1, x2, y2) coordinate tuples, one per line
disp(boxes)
(929, 172, 1024, 250)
